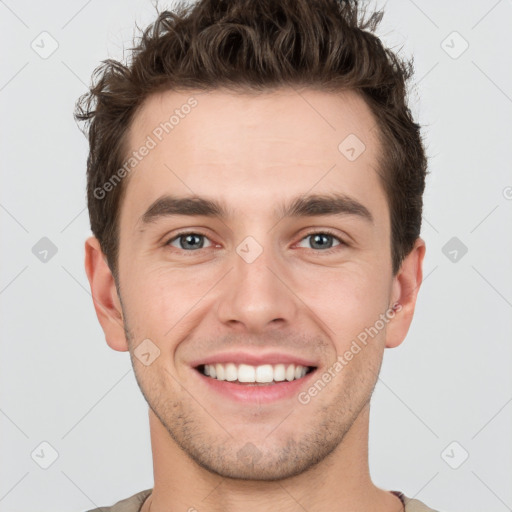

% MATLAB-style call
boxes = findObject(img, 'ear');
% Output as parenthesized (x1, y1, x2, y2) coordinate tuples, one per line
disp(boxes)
(84, 236, 129, 352)
(385, 237, 426, 349)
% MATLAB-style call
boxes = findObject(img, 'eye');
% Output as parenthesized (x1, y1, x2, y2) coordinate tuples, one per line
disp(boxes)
(166, 232, 214, 251)
(296, 231, 346, 252)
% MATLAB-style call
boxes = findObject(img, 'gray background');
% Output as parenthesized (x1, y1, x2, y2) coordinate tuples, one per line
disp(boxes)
(1, 0, 511, 511)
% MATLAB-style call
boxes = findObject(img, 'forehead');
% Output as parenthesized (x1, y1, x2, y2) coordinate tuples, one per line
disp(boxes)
(121, 87, 386, 227)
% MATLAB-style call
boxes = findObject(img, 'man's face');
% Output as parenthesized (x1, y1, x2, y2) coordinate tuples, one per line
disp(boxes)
(116, 87, 397, 479)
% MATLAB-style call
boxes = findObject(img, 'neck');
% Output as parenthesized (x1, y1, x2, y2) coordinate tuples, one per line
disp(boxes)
(142, 404, 403, 512)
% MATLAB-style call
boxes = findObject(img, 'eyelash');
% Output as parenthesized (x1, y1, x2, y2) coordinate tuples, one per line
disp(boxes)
(164, 229, 347, 255)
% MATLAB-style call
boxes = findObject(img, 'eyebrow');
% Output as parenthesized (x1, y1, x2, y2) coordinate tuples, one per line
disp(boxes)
(138, 192, 373, 226)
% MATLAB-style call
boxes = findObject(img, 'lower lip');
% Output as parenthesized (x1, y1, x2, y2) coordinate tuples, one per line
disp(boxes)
(193, 368, 318, 404)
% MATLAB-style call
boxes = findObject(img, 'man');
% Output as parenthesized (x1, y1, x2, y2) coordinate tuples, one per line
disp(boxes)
(76, 0, 439, 510)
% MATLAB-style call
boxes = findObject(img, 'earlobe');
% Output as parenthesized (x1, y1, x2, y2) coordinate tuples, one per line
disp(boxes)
(385, 237, 426, 349)
(84, 236, 129, 352)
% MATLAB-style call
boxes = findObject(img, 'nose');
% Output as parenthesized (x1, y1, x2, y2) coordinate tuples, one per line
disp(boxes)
(215, 239, 300, 334)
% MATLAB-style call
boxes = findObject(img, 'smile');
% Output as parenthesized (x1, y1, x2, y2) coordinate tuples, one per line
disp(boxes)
(197, 363, 315, 385)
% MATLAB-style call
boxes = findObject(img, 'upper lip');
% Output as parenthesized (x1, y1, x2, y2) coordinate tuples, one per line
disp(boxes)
(190, 351, 319, 368)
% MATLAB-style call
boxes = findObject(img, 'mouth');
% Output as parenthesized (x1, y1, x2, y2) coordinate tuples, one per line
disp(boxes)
(195, 363, 317, 386)
(189, 352, 320, 403)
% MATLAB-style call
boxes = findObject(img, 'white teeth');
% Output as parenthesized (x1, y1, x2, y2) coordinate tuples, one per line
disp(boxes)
(274, 364, 286, 381)
(255, 364, 273, 383)
(238, 364, 255, 382)
(201, 362, 312, 383)
(225, 363, 237, 381)
(215, 363, 225, 381)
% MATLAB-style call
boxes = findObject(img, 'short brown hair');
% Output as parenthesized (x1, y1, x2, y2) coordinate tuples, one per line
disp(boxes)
(75, 0, 427, 280)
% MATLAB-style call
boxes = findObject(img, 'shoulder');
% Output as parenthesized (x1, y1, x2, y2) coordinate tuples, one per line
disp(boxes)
(398, 491, 442, 512)
(84, 489, 153, 512)
(392, 490, 441, 512)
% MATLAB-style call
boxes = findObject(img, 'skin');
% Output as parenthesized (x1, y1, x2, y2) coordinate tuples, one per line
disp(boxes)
(85, 87, 425, 512)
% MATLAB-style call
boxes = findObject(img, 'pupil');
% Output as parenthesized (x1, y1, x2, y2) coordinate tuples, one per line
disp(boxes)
(312, 234, 332, 249)
(182, 234, 203, 250)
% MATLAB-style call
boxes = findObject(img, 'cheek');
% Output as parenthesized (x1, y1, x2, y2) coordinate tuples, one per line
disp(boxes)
(124, 264, 212, 341)
(298, 265, 391, 344)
